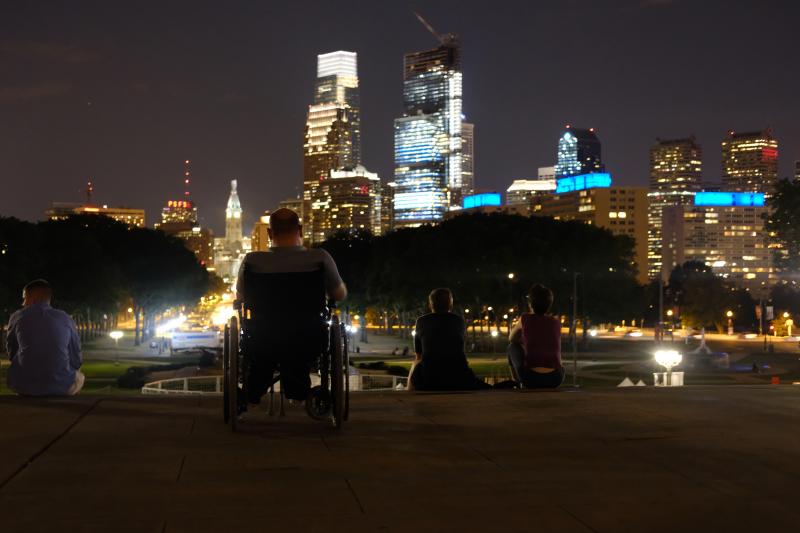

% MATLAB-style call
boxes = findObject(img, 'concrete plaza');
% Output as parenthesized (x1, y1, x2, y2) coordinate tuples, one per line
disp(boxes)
(1, 386, 799, 532)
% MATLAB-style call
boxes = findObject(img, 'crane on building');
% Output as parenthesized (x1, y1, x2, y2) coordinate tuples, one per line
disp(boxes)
(413, 11, 457, 45)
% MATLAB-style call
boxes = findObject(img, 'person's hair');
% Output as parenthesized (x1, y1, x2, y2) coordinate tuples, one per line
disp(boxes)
(527, 284, 553, 315)
(24, 279, 52, 298)
(428, 288, 453, 313)
(270, 208, 301, 236)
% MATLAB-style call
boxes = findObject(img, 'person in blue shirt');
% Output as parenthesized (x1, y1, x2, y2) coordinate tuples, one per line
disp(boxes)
(5, 279, 84, 396)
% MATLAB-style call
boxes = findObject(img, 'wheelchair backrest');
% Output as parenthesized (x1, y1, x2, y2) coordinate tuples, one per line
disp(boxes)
(241, 267, 328, 337)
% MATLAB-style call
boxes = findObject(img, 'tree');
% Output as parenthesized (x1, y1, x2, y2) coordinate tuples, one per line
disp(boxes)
(766, 178, 800, 271)
(668, 261, 736, 332)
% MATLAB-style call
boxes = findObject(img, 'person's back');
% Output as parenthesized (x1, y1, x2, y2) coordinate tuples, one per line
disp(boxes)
(6, 280, 83, 396)
(234, 208, 347, 405)
(520, 313, 562, 370)
(507, 284, 564, 389)
(410, 288, 483, 391)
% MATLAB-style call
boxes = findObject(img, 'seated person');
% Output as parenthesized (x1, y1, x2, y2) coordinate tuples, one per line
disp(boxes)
(409, 288, 486, 391)
(507, 284, 564, 389)
(235, 208, 347, 404)
(5, 279, 84, 396)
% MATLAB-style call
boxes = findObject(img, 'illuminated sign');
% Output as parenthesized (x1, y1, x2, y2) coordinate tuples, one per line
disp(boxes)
(556, 173, 612, 193)
(694, 192, 765, 207)
(463, 193, 502, 209)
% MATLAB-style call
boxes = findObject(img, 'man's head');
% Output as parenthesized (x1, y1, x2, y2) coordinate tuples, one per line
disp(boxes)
(267, 208, 302, 247)
(428, 288, 453, 313)
(23, 279, 53, 307)
(527, 284, 553, 315)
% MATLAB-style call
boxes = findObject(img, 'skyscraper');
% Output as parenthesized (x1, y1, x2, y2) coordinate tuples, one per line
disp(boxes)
(303, 51, 361, 243)
(721, 129, 779, 193)
(393, 31, 463, 228)
(461, 122, 475, 197)
(554, 126, 603, 178)
(225, 179, 243, 246)
(794, 160, 800, 182)
(309, 166, 383, 242)
(647, 137, 703, 280)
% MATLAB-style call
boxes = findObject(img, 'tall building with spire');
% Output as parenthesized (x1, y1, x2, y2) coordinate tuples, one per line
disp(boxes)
(303, 51, 362, 243)
(214, 179, 251, 283)
(393, 20, 464, 228)
(647, 137, 703, 280)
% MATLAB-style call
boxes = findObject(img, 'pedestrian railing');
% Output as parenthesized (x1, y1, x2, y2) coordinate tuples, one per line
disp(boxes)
(141, 372, 407, 396)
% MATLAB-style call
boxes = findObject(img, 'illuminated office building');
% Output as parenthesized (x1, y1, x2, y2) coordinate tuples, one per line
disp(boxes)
(393, 35, 464, 227)
(279, 198, 303, 217)
(794, 160, 800, 181)
(251, 211, 271, 252)
(662, 192, 773, 295)
(461, 122, 475, 197)
(505, 179, 557, 216)
(46, 203, 146, 228)
(721, 129, 778, 193)
(554, 126, 604, 178)
(381, 182, 395, 234)
(647, 137, 703, 280)
(309, 166, 382, 242)
(539, 173, 649, 284)
(303, 51, 361, 242)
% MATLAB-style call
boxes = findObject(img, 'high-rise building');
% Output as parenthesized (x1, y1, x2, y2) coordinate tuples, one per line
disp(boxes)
(461, 122, 475, 197)
(794, 160, 800, 181)
(554, 126, 603, 178)
(309, 166, 382, 241)
(539, 173, 649, 284)
(647, 137, 703, 280)
(156, 160, 214, 269)
(251, 211, 271, 252)
(279, 197, 303, 217)
(505, 179, 557, 216)
(381, 182, 395, 234)
(393, 33, 463, 227)
(303, 51, 361, 243)
(721, 129, 779, 193)
(662, 192, 773, 295)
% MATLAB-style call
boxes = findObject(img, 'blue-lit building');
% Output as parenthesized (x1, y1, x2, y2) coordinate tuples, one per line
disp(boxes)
(540, 173, 650, 284)
(661, 192, 773, 295)
(554, 126, 604, 178)
(393, 36, 464, 228)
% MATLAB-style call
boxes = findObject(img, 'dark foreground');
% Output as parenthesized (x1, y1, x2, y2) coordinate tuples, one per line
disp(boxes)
(1, 387, 799, 532)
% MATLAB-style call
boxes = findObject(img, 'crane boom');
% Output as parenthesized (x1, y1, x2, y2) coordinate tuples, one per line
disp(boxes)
(413, 11, 444, 44)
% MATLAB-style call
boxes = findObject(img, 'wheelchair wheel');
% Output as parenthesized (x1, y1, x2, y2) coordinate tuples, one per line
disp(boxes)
(343, 324, 350, 422)
(227, 315, 240, 432)
(330, 316, 346, 428)
(223, 323, 230, 424)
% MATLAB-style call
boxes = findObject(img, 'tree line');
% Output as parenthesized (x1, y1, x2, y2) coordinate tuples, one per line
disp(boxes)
(0, 215, 211, 344)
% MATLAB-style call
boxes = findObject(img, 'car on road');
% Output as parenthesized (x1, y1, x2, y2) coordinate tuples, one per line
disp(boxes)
(169, 330, 222, 354)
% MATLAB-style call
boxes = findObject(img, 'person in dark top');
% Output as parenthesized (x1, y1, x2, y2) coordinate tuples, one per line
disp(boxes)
(507, 284, 564, 389)
(409, 288, 485, 391)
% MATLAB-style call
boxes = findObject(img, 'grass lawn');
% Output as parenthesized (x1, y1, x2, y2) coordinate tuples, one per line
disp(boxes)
(0, 358, 156, 395)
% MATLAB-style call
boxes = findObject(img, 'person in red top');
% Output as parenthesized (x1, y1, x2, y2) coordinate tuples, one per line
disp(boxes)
(507, 284, 565, 389)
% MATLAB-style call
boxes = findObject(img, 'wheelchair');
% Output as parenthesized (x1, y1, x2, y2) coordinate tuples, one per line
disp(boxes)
(222, 268, 349, 431)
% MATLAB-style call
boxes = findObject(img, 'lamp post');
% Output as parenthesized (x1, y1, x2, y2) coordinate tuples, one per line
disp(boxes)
(654, 349, 683, 386)
(490, 329, 499, 356)
(784, 312, 793, 337)
(726, 310, 734, 336)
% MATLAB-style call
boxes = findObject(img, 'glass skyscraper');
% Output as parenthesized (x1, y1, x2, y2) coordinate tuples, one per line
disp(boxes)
(393, 38, 463, 227)
(554, 126, 603, 178)
(303, 51, 361, 242)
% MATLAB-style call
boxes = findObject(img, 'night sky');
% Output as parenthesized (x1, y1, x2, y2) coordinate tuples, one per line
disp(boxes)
(2, 0, 798, 235)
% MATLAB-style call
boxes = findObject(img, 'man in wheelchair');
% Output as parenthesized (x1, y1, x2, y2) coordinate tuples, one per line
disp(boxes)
(234, 208, 347, 410)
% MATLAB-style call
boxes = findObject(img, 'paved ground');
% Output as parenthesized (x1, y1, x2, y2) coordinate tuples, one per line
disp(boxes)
(1, 386, 799, 532)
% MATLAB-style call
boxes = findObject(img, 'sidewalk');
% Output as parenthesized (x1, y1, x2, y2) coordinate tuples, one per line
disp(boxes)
(1, 387, 799, 532)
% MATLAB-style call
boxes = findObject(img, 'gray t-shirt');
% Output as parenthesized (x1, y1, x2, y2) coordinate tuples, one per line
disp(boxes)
(235, 246, 343, 300)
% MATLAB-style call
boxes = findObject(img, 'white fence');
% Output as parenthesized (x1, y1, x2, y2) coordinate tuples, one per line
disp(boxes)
(141, 373, 407, 396)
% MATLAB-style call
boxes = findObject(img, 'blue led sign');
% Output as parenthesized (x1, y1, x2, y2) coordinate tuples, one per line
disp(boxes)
(463, 193, 502, 209)
(556, 173, 612, 194)
(694, 192, 765, 207)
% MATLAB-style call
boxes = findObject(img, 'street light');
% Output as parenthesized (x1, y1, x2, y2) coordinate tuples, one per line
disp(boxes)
(507, 273, 515, 280)
(654, 349, 683, 387)
(726, 310, 734, 335)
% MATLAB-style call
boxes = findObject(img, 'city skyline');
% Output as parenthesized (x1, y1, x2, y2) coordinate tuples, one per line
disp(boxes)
(2, 0, 799, 235)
